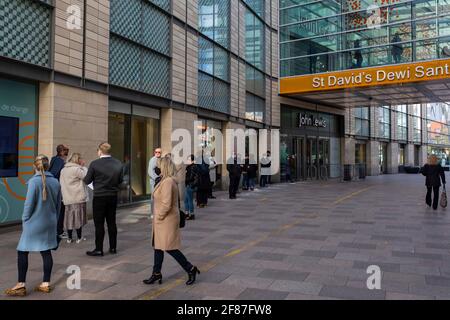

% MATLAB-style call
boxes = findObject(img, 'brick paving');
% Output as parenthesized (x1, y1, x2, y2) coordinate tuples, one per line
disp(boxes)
(1, 174, 450, 300)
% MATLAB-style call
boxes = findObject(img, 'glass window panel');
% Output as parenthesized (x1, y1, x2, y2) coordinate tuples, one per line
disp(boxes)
(414, 0, 437, 19)
(415, 19, 438, 40)
(416, 40, 438, 61)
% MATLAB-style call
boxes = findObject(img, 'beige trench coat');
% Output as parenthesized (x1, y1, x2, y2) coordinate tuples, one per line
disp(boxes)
(152, 177, 181, 251)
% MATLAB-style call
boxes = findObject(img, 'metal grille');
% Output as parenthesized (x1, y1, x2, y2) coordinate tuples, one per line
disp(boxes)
(142, 50, 170, 98)
(199, 72, 230, 114)
(0, 0, 51, 67)
(199, 72, 215, 109)
(214, 79, 230, 114)
(110, 0, 141, 42)
(142, 2, 171, 56)
(148, 0, 171, 12)
(109, 36, 141, 91)
(110, 35, 171, 99)
(111, 0, 171, 55)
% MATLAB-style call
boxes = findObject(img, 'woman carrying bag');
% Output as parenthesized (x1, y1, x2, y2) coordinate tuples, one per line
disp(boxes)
(421, 155, 446, 210)
(143, 156, 199, 286)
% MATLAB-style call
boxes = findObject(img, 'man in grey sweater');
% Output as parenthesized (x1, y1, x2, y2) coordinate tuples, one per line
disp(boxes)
(84, 142, 123, 257)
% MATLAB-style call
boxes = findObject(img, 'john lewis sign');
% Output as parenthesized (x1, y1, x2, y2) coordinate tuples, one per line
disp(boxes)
(299, 113, 327, 128)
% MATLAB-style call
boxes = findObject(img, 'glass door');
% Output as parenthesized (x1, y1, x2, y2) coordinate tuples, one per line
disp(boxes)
(318, 139, 330, 179)
(306, 138, 318, 179)
(108, 112, 131, 204)
(293, 137, 304, 180)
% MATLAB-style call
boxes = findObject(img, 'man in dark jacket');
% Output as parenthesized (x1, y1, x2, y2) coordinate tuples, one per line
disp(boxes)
(49, 144, 69, 239)
(227, 154, 242, 199)
(421, 156, 446, 210)
(84, 142, 123, 256)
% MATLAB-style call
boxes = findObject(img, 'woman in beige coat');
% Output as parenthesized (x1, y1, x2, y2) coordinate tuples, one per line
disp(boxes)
(143, 156, 200, 286)
(60, 153, 88, 244)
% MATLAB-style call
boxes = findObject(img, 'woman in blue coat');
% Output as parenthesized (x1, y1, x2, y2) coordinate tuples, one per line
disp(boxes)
(4, 155, 61, 297)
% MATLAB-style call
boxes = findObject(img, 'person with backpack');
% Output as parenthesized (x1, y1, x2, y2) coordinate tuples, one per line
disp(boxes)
(184, 155, 199, 220)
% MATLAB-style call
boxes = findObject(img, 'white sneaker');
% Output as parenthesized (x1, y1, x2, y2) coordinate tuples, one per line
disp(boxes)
(76, 238, 86, 244)
(66, 239, 73, 244)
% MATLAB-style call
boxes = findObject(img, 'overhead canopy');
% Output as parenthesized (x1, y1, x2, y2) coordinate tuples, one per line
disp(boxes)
(280, 58, 450, 108)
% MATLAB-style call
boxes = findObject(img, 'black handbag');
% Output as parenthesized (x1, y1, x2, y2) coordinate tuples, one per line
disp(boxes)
(178, 188, 186, 228)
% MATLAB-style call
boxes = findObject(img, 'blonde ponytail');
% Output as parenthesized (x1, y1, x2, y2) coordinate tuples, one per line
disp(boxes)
(34, 155, 50, 201)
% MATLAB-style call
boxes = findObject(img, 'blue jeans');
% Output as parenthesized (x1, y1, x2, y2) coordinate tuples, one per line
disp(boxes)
(184, 186, 195, 214)
(243, 174, 249, 189)
(248, 177, 255, 189)
(260, 175, 268, 187)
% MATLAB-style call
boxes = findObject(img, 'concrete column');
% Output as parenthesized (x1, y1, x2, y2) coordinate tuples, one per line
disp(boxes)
(366, 140, 380, 176)
(405, 144, 415, 166)
(387, 142, 399, 174)
(420, 145, 428, 166)
(38, 83, 108, 164)
(344, 137, 355, 165)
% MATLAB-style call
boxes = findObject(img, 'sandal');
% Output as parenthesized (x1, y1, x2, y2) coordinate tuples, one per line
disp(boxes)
(4, 286, 27, 297)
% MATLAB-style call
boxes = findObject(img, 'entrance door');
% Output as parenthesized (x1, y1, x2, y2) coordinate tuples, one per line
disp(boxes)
(318, 139, 330, 179)
(306, 138, 318, 179)
(293, 137, 305, 180)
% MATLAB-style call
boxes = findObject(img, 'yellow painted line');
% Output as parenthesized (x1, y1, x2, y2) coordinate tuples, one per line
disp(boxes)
(138, 186, 372, 300)
(332, 186, 373, 205)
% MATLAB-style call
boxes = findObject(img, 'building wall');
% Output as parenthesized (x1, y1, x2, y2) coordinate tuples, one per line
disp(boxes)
(38, 83, 109, 163)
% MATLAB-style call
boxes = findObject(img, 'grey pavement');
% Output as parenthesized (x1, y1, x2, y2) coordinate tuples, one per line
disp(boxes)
(1, 174, 450, 300)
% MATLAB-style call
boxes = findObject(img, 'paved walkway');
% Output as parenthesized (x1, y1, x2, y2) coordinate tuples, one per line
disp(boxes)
(1, 174, 450, 300)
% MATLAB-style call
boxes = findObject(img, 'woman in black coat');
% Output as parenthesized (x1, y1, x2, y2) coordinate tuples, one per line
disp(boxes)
(421, 155, 446, 210)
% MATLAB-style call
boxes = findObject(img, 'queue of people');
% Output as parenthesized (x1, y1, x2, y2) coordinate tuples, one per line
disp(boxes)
(4, 144, 277, 297)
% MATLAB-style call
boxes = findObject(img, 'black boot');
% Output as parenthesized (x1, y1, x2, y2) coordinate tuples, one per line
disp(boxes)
(186, 266, 200, 285)
(143, 273, 163, 285)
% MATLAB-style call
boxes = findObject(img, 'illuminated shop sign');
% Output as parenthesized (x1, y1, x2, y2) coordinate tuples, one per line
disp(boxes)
(299, 113, 327, 128)
(280, 59, 450, 95)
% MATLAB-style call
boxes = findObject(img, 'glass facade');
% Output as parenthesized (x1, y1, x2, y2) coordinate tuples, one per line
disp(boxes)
(198, 0, 231, 114)
(245, 2, 266, 122)
(354, 107, 370, 136)
(280, 0, 450, 77)
(377, 106, 391, 139)
(395, 104, 408, 141)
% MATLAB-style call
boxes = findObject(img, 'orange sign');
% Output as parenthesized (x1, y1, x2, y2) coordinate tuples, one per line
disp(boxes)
(280, 59, 450, 95)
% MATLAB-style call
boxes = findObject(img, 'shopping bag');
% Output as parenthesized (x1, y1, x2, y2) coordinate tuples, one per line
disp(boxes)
(440, 186, 447, 209)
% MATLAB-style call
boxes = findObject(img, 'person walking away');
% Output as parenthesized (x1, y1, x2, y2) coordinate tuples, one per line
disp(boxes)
(49, 144, 69, 240)
(143, 157, 200, 286)
(227, 154, 242, 199)
(185, 155, 199, 220)
(247, 154, 258, 191)
(208, 155, 217, 199)
(4, 155, 61, 297)
(60, 153, 88, 244)
(196, 159, 210, 208)
(260, 151, 272, 187)
(84, 142, 123, 257)
(421, 155, 446, 211)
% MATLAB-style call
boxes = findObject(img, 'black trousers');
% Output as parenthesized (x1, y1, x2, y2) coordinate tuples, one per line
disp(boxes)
(208, 182, 214, 197)
(67, 228, 82, 240)
(196, 189, 208, 206)
(93, 196, 118, 252)
(57, 202, 65, 236)
(153, 249, 193, 274)
(229, 175, 240, 197)
(18, 251, 53, 283)
(426, 186, 440, 210)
